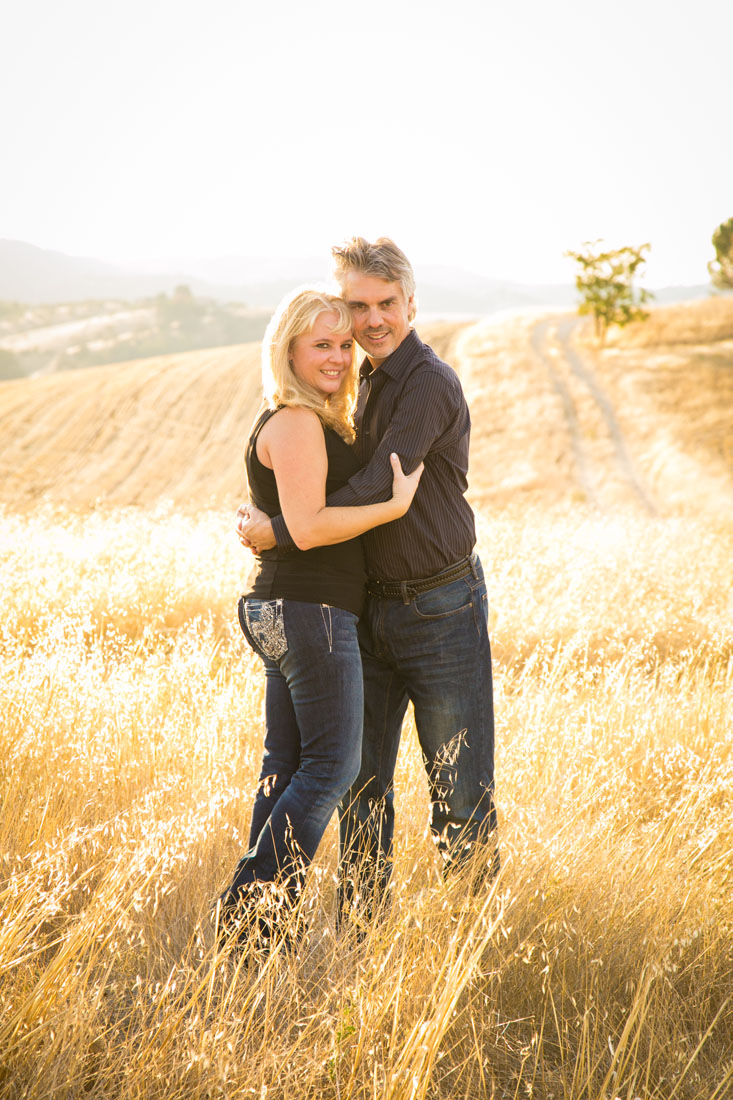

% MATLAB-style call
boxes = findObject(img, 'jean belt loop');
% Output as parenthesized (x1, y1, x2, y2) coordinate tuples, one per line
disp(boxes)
(470, 552, 479, 580)
(400, 581, 410, 605)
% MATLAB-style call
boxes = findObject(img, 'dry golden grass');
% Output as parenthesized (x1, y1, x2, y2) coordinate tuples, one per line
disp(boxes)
(606, 295, 733, 347)
(0, 342, 262, 511)
(1, 302, 732, 1098)
(1, 503, 731, 1099)
(579, 298, 733, 511)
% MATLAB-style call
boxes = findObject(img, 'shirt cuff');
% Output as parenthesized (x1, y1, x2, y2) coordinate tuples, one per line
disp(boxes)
(272, 512, 295, 552)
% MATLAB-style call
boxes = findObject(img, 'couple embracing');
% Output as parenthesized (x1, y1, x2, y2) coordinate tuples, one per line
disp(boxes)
(217, 237, 498, 951)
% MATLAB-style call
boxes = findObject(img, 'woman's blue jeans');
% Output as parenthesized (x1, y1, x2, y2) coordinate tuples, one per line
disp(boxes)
(221, 598, 363, 923)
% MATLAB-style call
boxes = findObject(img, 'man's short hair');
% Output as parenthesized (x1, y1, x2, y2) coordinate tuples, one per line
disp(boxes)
(331, 236, 417, 322)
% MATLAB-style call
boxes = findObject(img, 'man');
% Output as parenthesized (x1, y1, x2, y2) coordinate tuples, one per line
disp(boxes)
(239, 237, 498, 923)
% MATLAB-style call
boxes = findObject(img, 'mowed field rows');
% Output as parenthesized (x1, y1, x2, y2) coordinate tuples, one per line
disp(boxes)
(0, 342, 262, 509)
(1, 300, 732, 1099)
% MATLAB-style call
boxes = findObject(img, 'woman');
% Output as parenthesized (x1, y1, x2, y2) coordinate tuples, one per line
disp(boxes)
(217, 287, 421, 950)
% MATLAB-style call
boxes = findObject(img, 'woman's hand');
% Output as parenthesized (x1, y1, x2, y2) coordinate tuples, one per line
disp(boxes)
(236, 503, 257, 553)
(236, 502, 276, 555)
(389, 452, 424, 516)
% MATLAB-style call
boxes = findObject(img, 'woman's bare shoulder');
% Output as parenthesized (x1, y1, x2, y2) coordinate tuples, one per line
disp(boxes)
(271, 405, 320, 424)
(259, 406, 324, 459)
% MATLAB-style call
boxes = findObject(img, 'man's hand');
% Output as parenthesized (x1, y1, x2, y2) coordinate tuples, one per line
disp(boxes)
(236, 502, 276, 554)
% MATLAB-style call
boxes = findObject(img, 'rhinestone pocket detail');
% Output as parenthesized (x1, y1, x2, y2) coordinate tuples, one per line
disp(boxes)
(245, 599, 288, 660)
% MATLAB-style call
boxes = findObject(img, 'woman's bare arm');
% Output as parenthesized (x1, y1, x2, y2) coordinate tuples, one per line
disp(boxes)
(256, 407, 421, 552)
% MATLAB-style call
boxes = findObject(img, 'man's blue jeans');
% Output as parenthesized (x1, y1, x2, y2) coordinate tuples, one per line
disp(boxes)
(338, 554, 497, 920)
(222, 598, 363, 925)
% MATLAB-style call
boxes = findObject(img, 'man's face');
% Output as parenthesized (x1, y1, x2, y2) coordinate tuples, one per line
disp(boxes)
(341, 272, 413, 366)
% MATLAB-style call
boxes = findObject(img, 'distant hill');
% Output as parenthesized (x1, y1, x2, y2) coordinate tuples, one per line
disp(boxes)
(0, 238, 712, 317)
(0, 238, 576, 313)
(0, 239, 221, 304)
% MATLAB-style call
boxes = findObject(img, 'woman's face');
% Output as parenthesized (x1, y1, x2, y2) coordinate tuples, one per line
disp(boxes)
(289, 311, 354, 396)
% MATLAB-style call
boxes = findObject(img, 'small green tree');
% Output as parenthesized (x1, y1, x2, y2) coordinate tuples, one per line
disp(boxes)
(565, 240, 653, 343)
(708, 217, 733, 290)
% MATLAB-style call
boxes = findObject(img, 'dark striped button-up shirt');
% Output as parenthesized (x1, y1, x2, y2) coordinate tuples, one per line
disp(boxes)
(272, 327, 476, 581)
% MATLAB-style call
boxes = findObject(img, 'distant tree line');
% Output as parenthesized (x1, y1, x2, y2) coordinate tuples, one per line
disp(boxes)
(0, 348, 23, 380)
(0, 289, 271, 377)
(151, 285, 269, 347)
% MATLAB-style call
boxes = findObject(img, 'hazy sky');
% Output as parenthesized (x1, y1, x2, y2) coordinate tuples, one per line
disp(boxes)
(2, 0, 731, 286)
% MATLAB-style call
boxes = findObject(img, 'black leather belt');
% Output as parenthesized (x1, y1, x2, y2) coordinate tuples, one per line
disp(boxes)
(367, 555, 474, 601)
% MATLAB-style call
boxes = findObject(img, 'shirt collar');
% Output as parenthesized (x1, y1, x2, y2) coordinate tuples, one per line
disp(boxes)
(358, 327, 421, 382)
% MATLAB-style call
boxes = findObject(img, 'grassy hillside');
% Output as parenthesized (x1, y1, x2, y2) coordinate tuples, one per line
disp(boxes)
(0, 323, 471, 512)
(596, 297, 733, 507)
(1, 301, 731, 1099)
(2, 302, 731, 516)
(0, 342, 262, 509)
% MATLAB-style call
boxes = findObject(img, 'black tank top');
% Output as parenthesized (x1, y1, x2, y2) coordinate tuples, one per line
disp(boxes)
(243, 406, 367, 616)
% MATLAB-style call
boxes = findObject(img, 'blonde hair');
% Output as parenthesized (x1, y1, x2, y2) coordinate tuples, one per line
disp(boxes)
(261, 286, 358, 443)
(331, 236, 417, 322)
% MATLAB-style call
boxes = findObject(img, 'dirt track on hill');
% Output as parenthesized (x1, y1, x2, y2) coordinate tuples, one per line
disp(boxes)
(529, 317, 657, 514)
(0, 313, 730, 517)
